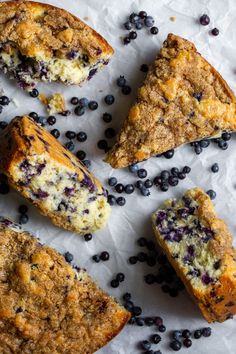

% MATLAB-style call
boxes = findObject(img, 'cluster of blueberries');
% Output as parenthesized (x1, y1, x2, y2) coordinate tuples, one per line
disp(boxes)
(18, 204, 29, 225)
(123, 11, 159, 45)
(191, 132, 231, 155)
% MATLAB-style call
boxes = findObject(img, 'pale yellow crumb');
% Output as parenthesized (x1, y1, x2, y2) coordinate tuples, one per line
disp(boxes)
(39, 93, 66, 115)
(170, 16, 176, 22)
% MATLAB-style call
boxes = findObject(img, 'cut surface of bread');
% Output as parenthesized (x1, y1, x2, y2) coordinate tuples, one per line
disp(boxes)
(152, 188, 236, 323)
(0, 116, 111, 235)
(0, 1, 113, 91)
(0, 217, 130, 353)
(106, 34, 236, 168)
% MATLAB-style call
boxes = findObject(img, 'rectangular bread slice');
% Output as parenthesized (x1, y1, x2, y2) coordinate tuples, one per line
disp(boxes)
(0, 217, 130, 353)
(0, 1, 113, 91)
(0, 116, 111, 235)
(152, 188, 236, 323)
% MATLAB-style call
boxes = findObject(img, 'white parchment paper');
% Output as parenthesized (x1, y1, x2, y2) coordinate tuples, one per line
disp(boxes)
(0, 0, 236, 353)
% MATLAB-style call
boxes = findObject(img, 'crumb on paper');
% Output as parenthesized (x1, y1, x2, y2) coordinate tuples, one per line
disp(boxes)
(170, 16, 176, 22)
(39, 93, 66, 115)
(83, 16, 89, 21)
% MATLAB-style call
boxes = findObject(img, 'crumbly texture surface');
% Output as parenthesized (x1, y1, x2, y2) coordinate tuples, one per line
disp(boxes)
(0, 217, 130, 353)
(152, 188, 236, 323)
(0, 116, 111, 235)
(0, 1, 113, 89)
(39, 93, 66, 115)
(106, 33, 236, 168)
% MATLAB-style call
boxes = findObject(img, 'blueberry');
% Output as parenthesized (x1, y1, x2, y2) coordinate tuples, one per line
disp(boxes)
(65, 141, 75, 151)
(135, 21, 143, 30)
(150, 26, 159, 35)
(140, 340, 151, 351)
(139, 11, 147, 19)
(29, 112, 39, 122)
(128, 317, 136, 325)
(76, 150, 86, 160)
(115, 183, 124, 193)
(177, 172, 186, 180)
(116, 196, 126, 206)
(153, 176, 162, 186)
(145, 317, 155, 326)
(71, 97, 79, 105)
(144, 273, 156, 284)
(154, 317, 163, 326)
(160, 170, 170, 180)
(0, 183, 10, 194)
(137, 252, 147, 262)
(182, 329, 191, 338)
(200, 14, 210, 26)
(200, 139, 210, 148)
(77, 131, 87, 142)
(123, 36, 131, 45)
(136, 318, 145, 326)
(194, 330, 202, 339)
(0, 106, 3, 114)
(172, 330, 182, 341)
(140, 186, 150, 196)
(202, 327, 212, 337)
(140, 64, 149, 72)
(105, 128, 116, 139)
(88, 100, 98, 110)
(123, 292, 131, 301)
(117, 76, 126, 87)
(137, 169, 147, 179)
(92, 254, 100, 263)
(163, 149, 174, 159)
(211, 163, 219, 173)
(47, 116, 56, 125)
(19, 214, 29, 224)
(110, 279, 119, 288)
(211, 28, 219, 36)
(104, 94, 115, 105)
(107, 194, 116, 206)
(74, 106, 85, 116)
(171, 167, 179, 176)
(122, 85, 132, 95)
(38, 116, 47, 126)
(124, 21, 132, 30)
(18, 205, 28, 214)
(183, 166, 191, 174)
(51, 129, 60, 139)
(168, 176, 178, 186)
(161, 284, 170, 293)
(183, 338, 192, 348)
(129, 13, 139, 23)
(144, 16, 155, 27)
(29, 89, 39, 98)
(100, 251, 110, 261)
(79, 97, 89, 107)
(65, 131, 76, 140)
(60, 110, 71, 117)
(0, 121, 7, 129)
(64, 252, 73, 263)
(221, 131, 231, 141)
(218, 140, 228, 150)
(132, 306, 142, 316)
(160, 183, 169, 192)
(108, 177, 117, 186)
(194, 145, 202, 154)
(129, 31, 137, 40)
(135, 180, 143, 189)
(137, 237, 147, 247)
(170, 340, 182, 351)
(129, 256, 138, 264)
(158, 325, 166, 332)
(102, 112, 112, 123)
(84, 233, 92, 241)
(206, 189, 216, 200)
(169, 288, 179, 297)
(125, 184, 134, 194)
(116, 272, 125, 282)
(97, 139, 108, 150)
(144, 179, 153, 188)
(151, 334, 161, 344)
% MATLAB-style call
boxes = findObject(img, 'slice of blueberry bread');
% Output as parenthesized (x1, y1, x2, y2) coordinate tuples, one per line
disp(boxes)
(0, 116, 111, 235)
(0, 1, 113, 91)
(152, 188, 236, 323)
(0, 217, 130, 353)
(106, 33, 236, 168)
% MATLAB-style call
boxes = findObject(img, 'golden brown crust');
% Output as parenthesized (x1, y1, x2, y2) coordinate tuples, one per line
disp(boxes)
(0, 218, 130, 353)
(0, 1, 113, 60)
(106, 34, 236, 168)
(152, 188, 236, 323)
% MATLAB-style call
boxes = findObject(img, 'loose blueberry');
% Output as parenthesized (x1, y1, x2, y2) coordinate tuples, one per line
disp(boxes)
(79, 97, 89, 107)
(151, 334, 161, 344)
(105, 127, 116, 139)
(76, 150, 86, 160)
(140, 64, 149, 72)
(140, 186, 150, 196)
(158, 325, 166, 333)
(136, 317, 145, 326)
(171, 167, 179, 176)
(182, 329, 191, 338)
(177, 172, 186, 180)
(77, 131, 87, 142)
(18, 205, 28, 214)
(200, 139, 210, 148)
(102, 112, 112, 123)
(116, 272, 125, 282)
(218, 140, 228, 150)
(206, 189, 216, 200)
(129, 256, 138, 264)
(116, 196, 126, 206)
(145, 274, 156, 284)
(183, 338, 192, 348)
(144, 16, 155, 27)
(100, 251, 110, 261)
(172, 330, 182, 341)
(137, 237, 147, 247)
(110, 279, 119, 288)
(163, 149, 174, 159)
(144, 179, 153, 188)
(170, 340, 182, 351)
(202, 327, 212, 337)
(211, 28, 219, 36)
(115, 183, 124, 193)
(108, 177, 118, 187)
(211, 163, 219, 173)
(97, 139, 108, 150)
(129, 31, 137, 40)
(140, 340, 151, 351)
(135, 180, 143, 189)
(160, 183, 169, 192)
(132, 306, 142, 316)
(150, 26, 159, 35)
(51, 129, 60, 139)
(92, 254, 100, 263)
(145, 317, 155, 326)
(139, 11, 147, 19)
(88, 101, 98, 110)
(29, 112, 39, 122)
(125, 184, 134, 194)
(137, 169, 147, 179)
(124, 21, 132, 30)
(135, 21, 143, 30)
(117, 76, 126, 87)
(0, 184, 10, 194)
(123, 292, 131, 301)
(104, 94, 115, 105)
(199, 14, 210, 26)
(123, 36, 131, 45)
(122, 85, 132, 95)
(19, 214, 29, 224)
(65, 141, 75, 151)
(0, 121, 7, 129)
(221, 131, 231, 141)
(74, 106, 85, 116)
(29, 89, 39, 98)
(65, 131, 76, 140)
(84, 233, 93, 241)
(183, 166, 191, 174)
(64, 252, 73, 263)
(108, 194, 116, 206)
(168, 176, 178, 186)
(129, 13, 139, 23)
(194, 330, 202, 339)
(71, 97, 79, 105)
(194, 145, 202, 154)
(161, 170, 170, 180)
(47, 116, 56, 125)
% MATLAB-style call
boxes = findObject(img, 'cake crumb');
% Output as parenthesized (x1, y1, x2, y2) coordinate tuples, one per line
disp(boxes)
(83, 16, 89, 21)
(170, 16, 176, 22)
(39, 93, 66, 115)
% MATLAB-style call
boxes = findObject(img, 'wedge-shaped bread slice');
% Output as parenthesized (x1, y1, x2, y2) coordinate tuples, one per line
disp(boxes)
(0, 116, 111, 235)
(0, 217, 130, 353)
(0, 1, 113, 91)
(152, 188, 236, 323)
(106, 34, 236, 168)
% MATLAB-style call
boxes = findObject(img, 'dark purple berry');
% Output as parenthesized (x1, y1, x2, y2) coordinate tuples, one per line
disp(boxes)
(84, 233, 93, 241)
(51, 129, 60, 139)
(211, 27, 219, 36)
(199, 14, 210, 26)
(104, 94, 115, 105)
(150, 26, 159, 35)
(64, 252, 73, 263)
(122, 85, 132, 95)
(29, 89, 39, 98)
(47, 116, 56, 125)
(100, 251, 110, 261)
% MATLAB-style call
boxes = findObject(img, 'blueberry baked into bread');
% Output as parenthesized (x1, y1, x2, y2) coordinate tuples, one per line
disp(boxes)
(106, 34, 236, 168)
(0, 217, 130, 353)
(0, 1, 113, 91)
(0, 116, 111, 235)
(152, 188, 236, 323)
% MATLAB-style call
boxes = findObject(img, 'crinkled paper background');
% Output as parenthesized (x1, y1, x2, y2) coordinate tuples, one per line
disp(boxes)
(0, 0, 236, 353)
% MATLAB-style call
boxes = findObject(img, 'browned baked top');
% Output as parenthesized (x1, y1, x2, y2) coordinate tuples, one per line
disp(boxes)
(0, 218, 130, 353)
(0, 1, 113, 61)
(106, 33, 236, 168)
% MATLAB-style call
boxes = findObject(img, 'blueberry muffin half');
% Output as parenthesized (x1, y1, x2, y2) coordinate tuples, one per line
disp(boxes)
(0, 217, 130, 353)
(0, 1, 113, 91)
(106, 34, 236, 168)
(0, 116, 111, 235)
(152, 188, 236, 323)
